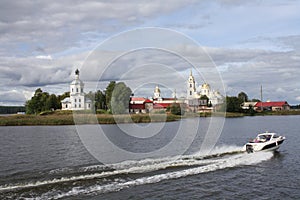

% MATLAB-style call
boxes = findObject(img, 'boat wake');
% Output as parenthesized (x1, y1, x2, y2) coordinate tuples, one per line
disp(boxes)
(0, 146, 273, 199)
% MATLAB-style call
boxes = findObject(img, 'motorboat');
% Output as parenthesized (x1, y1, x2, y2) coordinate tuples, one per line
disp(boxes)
(243, 132, 285, 153)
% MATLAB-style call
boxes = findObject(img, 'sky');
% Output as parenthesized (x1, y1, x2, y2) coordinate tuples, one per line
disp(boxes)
(1, 0, 300, 106)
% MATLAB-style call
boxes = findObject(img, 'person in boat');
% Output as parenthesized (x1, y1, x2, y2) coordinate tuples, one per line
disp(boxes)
(265, 135, 271, 141)
(253, 135, 266, 143)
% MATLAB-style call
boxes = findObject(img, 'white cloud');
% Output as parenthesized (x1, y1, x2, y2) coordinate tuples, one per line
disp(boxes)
(36, 55, 52, 60)
(1, 1, 300, 105)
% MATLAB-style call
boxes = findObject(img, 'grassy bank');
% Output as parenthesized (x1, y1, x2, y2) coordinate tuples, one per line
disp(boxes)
(0, 111, 181, 126)
(1, 110, 300, 126)
(223, 110, 300, 118)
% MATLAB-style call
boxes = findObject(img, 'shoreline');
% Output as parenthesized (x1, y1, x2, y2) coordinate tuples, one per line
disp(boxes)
(1, 110, 300, 126)
(0, 113, 182, 126)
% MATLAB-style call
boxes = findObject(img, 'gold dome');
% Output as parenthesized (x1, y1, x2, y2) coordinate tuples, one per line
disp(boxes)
(202, 83, 210, 89)
(154, 86, 160, 93)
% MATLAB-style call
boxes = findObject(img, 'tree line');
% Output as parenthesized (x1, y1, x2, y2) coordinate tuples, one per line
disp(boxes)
(25, 81, 132, 114)
(25, 88, 69, 114)
(225, 91, 260, 113)
(85, 81, 132, 114)
(0, 106, 26, 114)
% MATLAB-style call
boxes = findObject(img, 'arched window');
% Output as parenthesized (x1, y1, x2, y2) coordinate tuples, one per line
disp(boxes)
(190, 84, 192, 88)
(190, 91, 192, 95)
(74, 98, 77, 102)
(79, 98, 81, 102)
(76, 88, 78, 92)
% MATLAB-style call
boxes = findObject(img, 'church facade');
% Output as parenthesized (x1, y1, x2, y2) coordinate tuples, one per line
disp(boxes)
(61, 69, 92, 110)
(129, 70, 224, 113)
(186, 70, 224, 107)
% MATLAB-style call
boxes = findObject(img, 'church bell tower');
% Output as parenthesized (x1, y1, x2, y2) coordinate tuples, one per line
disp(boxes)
(187, 69, 196, 99)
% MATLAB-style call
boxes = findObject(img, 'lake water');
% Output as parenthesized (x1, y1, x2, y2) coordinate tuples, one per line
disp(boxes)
(0, 116, 299, 199)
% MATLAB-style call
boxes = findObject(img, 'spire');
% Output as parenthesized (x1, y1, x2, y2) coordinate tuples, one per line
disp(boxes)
(190, 69, 192, 76)
(173, 89, 177, 99)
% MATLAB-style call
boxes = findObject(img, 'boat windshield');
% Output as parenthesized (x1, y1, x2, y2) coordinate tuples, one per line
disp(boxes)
(253, 134, 272, 142)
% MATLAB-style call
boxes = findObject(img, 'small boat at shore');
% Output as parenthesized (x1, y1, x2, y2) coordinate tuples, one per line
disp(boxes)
(243, 132, 285, 153)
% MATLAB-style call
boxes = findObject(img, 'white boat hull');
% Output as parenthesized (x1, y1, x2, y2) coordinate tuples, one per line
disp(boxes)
(243, 133, 285, 153)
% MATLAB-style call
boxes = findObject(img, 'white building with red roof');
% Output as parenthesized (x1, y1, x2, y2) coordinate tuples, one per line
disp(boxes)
(254, 101, 290, 111)
(129, 85, 184, 113)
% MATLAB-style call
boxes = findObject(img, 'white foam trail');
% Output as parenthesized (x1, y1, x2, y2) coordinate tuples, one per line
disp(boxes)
(208, 145, 244, 155)
(0, 155, 218, 192)
(52, 151, 273, 199)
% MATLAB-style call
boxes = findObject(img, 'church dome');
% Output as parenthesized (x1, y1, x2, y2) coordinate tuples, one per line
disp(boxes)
(201, 83, 210, 89)
(154, 86, 161, 93)
(71, 78, 84, 85)
(71, 69, 84, 85)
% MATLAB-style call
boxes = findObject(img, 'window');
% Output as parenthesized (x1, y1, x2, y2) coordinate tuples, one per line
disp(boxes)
(190, 91, 192, 95)
(66, 104, 68, 108)
(76, 88, 78, 92)
(75, 104, 77, 108)
(75, 98, 76, 102)
(190, 84, 192, 88)
(88, 104, 91, 108)
(72, 88, 73, 92)
(79, 98, 81, 102)
(81, 88, 83, 93)
(79, 104, 81, 108)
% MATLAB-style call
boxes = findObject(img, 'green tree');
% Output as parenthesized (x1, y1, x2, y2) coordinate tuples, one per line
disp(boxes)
(238, 92, 248, 102)
(208, 101, 212, 107)
(200, 95, 209, 106)
(105, 81, 116, 111)
(170, 103, 184, 115)
(110, 82, 132, 114)
(95, 90, 106, 110)
(45, 94, 60, 111)
(226, 96, 241, 112)
(26, 88, 61, 114)
(25, 88, 46, 114)
(251, 98, 261, 102)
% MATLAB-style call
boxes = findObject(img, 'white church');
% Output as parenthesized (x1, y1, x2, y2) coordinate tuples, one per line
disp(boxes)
(186, 70, 224, 106)
(61, 69, 92, 110)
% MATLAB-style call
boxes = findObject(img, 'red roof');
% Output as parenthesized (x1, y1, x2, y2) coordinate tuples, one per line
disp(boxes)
(130, 97, 146, 101)
(153, 103, 172, 109)
(144, 99, 153, 103)
(254, 101, 289, 107)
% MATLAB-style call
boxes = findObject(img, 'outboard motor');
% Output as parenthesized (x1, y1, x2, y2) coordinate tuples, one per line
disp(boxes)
(246, 145, 254, 153)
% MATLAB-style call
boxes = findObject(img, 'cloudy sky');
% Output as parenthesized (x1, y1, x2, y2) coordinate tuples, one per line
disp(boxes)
(1, 0, 300, 105)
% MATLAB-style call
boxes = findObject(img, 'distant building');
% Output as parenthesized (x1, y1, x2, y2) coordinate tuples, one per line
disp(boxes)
(129, 97, 153, 113)
(61, 69, 92, 110)
(254, 101, 290, 111)
(129, 86, 184, 113)
(129, 70, 224, 113)
(186, 70, 224, 112)
(241, 102, 258, 110)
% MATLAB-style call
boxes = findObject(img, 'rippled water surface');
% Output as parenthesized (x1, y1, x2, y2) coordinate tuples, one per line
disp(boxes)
(0, 116, 299, 199)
